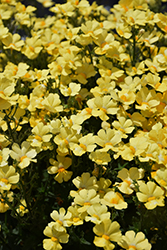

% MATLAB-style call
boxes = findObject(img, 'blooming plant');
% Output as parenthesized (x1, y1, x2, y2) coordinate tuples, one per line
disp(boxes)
(1, 0, 167, 249)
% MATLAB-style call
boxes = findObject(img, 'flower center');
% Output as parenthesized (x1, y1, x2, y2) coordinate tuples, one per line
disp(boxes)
(148, 196, 156, 202)
(85, 108, 92, 114)
(35, 135, 42, 141)
(20, 155, 27, 162)
(84, 202, 91, 206)
(102, 234, 110, 240)
(57, 219, 63, 225)
(129, 246, 137, 250)
(73, 217, 80, 222)
(58, 167, 65, 173)
(80, 143, 87, 151)
(1, 178, 8, 184)
(51, 236, 58, 242)
(110, 198, 118, 204)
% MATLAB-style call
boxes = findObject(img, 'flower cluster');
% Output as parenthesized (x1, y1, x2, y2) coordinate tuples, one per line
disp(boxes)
(1, 0, 167, 249)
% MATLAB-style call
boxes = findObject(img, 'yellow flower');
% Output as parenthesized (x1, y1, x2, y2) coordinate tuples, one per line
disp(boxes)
(47, 155, 73, 183)
(73, 189, 100, 213)
(99, 62, 124, 81)
(101, 191, 128, 210)
(0, 4, 13, 20)
(146, 73, 167, 92)
(97, 178, 112, 198)
(50, 2, 75, 17)
(0, 190, 13, 213)
(71, 172, 98, 196)
(126, 61, 145, 76)
(22, 36, 43, 59)
(136, 181, 165, 209)
(4, 62, 29, 79)
(42, 93, 63, 113)
(118, 230, 151, 250)
(10, 141, 37, 169)
(0, 148, 10, 167)
(36, 0, 54, 7)
(67, 205, 84, 226)
(116, 167, 144, 194)
(152, 168, 167, 191)
(85, 204, 110, 224)
(90, 95, 119, 121)
(34, 16, 56, 30)
(118, 89, 136, 108)
(43, 222, 69, 250)
(50, 207, 72, 227)
(41, 28, 61, 55)
(0, 77, 19, 110)
(0, 165, 19, 191)
(95, 128, 121, 152)
(114, 136, 149, 161)
(16, 199, 28, 217)
(116, 22, 132, 39)
(93, 219, 122, 250)
(54, 127, 80, 154)
(76, 19, 103, 45)
(61, 115, 82, 134)
(2, 33, 24, 51)
(75, 63, 96, 84)
(112, 116, 134, 139)
(70, 133, 96, 156)
(60, 82, 81, 97)
(28, 122, 52, 150)
(0, 22, 8, 40)
(125, 9, 147, 27)
(91, 77, 115, 97)
(89, 150, 111, 165)
(94, 31, 116, 55)
(139, 142, 159, 162)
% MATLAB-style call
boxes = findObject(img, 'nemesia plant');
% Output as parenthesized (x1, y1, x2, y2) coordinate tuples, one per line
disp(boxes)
(1, 0, 167, 249)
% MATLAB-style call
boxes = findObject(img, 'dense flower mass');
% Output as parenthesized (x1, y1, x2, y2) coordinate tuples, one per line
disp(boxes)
(1, 0, 167, 249)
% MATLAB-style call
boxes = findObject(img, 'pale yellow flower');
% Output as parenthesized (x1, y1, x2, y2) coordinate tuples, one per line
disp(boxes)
(48, 155, 72, 183)
(60, 82, 81, 97)
(27, 122, 52, 150)
(73, 189, 100, 213)
(70, 172, 98, 197)
(85, 204, 110, 224)
(70, 133, 96, 156)
(116, 167, 144, 194)
(2, 33, 24, 51)
(101, 191, 128, 210)
(10, 141, 37, 169)
(112, 116, 134, 138)
(0, 148, 11, 167)
(16, 199, 28, 217)
(22, 36, 43, 60)
(136, 86, 160, 111)
(136, 180, 165, 209)
(0, 77, 19, 110)
(67, 205, 84, 226)
(89, 150, 111, 165)
(0, 190, 13, 213)
(42, 93, 63, 113)
(50, 207, 72, 227)
(118, 230, 151, 250)
(97, 178, 112, 198)
(4, 62, 29, 80)
(54, 127, 80, 154)
(43, 222, 69, 250)
(93, 219, 122, 250)
(0, 165, 19, 191)
(95, 128, 121, 152)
